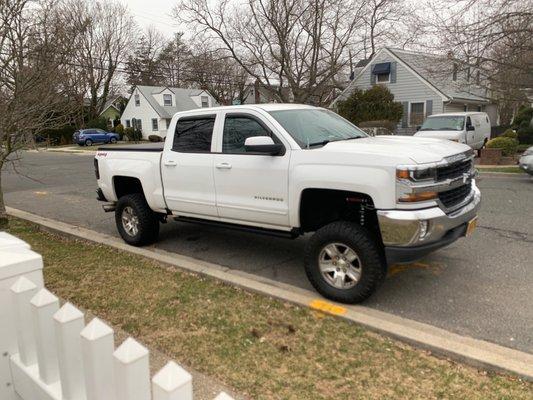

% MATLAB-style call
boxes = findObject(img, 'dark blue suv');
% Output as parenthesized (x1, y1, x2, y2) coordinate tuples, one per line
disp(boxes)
(73, 129, 120, 146)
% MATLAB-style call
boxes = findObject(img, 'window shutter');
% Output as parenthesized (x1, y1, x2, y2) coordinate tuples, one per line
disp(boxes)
(370, 69, 376, 85)
(390, 62, 397, 83)
(426, 100, 433, 116)
(401, 102, 409, 128)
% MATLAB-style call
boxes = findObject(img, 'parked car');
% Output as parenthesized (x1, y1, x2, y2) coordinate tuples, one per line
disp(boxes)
(73, 129, 119, 146)
(519, 146, 533, 175)
(94, 104, 480, 304)
(414, 112, 491, 150)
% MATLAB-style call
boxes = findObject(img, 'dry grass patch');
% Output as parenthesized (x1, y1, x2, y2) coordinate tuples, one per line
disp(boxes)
(6, 218, 533, 400)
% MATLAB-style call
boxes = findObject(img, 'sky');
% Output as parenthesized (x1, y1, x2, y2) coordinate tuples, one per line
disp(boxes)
(125, 0, 181, 36)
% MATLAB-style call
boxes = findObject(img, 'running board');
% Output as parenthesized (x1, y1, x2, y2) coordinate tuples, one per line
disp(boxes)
(174, 216, 300, 239)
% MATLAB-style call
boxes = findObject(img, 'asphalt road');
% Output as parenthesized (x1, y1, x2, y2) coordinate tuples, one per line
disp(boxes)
(3, 151, 533, 353)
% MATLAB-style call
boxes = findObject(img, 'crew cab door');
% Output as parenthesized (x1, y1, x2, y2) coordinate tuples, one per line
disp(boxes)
(161, 113, 218, 217)
(213, 111, 290, 227)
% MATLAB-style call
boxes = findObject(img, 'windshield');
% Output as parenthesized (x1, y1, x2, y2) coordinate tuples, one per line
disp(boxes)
(419, 116, 465, 131)
(269, 109, 367, 148)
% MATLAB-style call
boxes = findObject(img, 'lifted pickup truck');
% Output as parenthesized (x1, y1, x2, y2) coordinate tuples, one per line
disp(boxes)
(95, 104, 481, 303)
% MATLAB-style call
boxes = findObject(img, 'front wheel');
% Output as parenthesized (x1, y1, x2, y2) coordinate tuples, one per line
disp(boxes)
(115, 193, 159, 246)
(110, 137, 117, 144)
(85, 139, 93, 146)
(304, 221, 386, 304)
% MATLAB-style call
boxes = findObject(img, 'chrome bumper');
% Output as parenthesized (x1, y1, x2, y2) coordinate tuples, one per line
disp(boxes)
(377, 182, 481, 248)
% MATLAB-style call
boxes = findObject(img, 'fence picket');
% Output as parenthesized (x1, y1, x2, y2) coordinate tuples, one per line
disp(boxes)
(214, 392, 235, 400)
(152, 361, 193, 400)
(80, 318, 115, 400)
(10, 277, 38, 367)
(113, 337, 150, 400)
(30, 287, 60, 385)
(54, 302, 86, 400)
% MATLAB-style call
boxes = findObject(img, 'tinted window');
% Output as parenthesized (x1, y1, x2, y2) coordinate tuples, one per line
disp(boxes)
(173, 115, 215, 153)
(223, 115, 271, 153)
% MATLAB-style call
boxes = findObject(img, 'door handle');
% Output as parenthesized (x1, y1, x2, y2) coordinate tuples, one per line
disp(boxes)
(216, 162, 232, 170)
(164, 160, 177, 167)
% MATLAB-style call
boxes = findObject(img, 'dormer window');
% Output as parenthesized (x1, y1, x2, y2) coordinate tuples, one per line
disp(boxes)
(201, 96, 209, 108)
(372, 62, 391, 83)
(135, 94, 140, 106)
(163, 93, 173, 106)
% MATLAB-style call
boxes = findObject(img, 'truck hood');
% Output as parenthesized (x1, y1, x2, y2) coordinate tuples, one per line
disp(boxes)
(414, 130, 463, 141)
(319, 135, 470, 164)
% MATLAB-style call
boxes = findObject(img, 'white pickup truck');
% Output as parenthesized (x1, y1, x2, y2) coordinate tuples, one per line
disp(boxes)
(94, 104, 481, 303)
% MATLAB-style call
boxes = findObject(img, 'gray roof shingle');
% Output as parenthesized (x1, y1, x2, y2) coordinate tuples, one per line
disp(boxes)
(136, 86, 209, 118)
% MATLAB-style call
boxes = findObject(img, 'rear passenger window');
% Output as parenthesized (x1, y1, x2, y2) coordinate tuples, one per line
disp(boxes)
(173, 115, 215, 153)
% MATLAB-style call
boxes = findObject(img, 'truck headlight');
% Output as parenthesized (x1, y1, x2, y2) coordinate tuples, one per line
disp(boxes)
(396, 166, 437, 182)
(398, 191, 438, 202)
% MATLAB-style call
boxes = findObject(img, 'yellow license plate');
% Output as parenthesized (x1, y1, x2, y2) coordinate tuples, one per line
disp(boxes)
(466, 217, 478, 236)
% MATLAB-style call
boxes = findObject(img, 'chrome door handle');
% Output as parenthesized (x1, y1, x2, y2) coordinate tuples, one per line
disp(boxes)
(216, 162, 232, 170)
(164, 160, 177, 167)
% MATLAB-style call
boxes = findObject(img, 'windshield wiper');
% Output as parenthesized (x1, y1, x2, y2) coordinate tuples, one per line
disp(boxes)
(307, 139, 331, 148)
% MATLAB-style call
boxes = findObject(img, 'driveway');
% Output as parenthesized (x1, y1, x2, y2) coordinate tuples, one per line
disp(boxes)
(3, 151, 533, 353)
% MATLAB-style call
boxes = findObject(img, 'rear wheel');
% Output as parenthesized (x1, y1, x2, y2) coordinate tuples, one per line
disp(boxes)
(85, 139, 93, 146)
(115, 193, 159, 246)
(304, 221, 386, 304)
(110, 137, 117, 144)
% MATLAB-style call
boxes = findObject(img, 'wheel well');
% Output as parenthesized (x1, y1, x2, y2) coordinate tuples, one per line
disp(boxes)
(113, 176, 144, 200)
(299, 189, 379, 236)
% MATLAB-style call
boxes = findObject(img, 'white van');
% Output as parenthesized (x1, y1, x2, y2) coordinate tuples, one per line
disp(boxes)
(414, 112, 491, 150)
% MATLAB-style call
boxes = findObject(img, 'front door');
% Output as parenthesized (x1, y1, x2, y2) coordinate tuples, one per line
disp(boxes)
(161, 114, 218, 217)
(213, 112, 290, 228)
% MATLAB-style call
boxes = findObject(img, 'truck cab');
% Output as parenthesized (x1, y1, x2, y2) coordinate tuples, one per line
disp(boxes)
(95, 104, 481, 304)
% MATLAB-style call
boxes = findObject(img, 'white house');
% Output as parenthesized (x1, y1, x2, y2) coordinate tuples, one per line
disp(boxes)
(331, 47, 499, 134)
(121, 86, 217, 139)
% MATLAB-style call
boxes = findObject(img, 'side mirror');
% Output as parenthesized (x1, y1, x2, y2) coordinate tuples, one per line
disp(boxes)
(244, 136, 283, 155)
(467, 125, 475, 131)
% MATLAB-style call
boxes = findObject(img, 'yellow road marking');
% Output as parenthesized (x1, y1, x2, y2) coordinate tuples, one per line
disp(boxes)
(34, 191, 48, 196)
(309, 299, 347, 316)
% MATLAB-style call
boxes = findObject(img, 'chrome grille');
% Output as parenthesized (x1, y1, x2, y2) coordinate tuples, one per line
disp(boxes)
(438, 182, 472, 209)
(436, 159, 472, 181)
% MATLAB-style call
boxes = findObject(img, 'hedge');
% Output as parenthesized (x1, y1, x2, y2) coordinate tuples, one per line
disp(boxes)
(486, 137, 519, 156)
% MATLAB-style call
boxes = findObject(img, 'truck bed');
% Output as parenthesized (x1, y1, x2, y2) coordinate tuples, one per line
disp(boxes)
(98, 142, 164, 152)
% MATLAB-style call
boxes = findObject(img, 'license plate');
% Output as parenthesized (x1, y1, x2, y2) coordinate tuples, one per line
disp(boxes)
(466, 217, 478, 236)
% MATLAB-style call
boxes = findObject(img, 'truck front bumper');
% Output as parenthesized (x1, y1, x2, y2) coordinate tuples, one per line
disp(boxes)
(377, 183, 481, 264)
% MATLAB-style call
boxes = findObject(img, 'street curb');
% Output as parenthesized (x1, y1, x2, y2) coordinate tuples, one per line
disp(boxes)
(6, 207, 533, 382)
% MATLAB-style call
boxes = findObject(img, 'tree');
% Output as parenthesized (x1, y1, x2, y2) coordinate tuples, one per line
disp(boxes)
(60, 0, 135, 120)
(175, 0, 365, 105)
(427, 0, 533, 122)
(0, 0, 77, 227)
(157, 32, 192, 87)
(336, 85, 403, 125)
(126, 27, 166, 87)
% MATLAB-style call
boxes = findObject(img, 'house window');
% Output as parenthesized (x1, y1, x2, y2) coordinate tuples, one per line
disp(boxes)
(152, 118, 158, 131)
(409, 102, 425, 127)
(201, 96, 209, 108)
(126, 120, 131, 128)
(163, 94, 172, 106)
(132, 119, 142, 131)
(452, 63, 458, 81)
(372, 62, 391, 84)
(135, 94, 140, 106)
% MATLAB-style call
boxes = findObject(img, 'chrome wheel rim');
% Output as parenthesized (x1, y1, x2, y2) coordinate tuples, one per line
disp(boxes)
(318, 243, 362, 289)
(121, 206, 139, 237)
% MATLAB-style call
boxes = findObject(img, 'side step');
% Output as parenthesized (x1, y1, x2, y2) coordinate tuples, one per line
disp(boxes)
(174, 216, 300, 239)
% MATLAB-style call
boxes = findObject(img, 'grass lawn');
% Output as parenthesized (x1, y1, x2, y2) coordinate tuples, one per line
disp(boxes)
(478, 166, 526, 174)
(6, 218, 533, 400)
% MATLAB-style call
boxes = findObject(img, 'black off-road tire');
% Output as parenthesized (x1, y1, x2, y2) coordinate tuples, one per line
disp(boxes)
(115, 193, 159, 246)
(304, 221, 386, 304)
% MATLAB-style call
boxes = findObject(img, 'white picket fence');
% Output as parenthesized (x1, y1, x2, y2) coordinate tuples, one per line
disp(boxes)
(0, 232, 234, 400)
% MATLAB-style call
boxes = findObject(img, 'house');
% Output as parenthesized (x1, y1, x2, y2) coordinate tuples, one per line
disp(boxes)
(99, 96, 126, 128)
(121, 86, 217, 139)
(331, 47, 499, 134)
